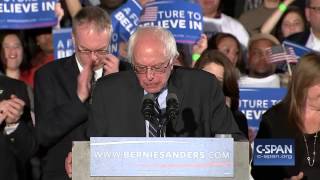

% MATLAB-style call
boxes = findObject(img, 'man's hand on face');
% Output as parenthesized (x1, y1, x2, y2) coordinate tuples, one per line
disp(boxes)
(77, 63, 94, 103)
(103, 54, 120, 76)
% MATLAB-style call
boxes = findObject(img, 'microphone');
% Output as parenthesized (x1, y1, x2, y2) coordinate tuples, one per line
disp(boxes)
(166, 93, 179, 124)
(141, 94, 159, 125)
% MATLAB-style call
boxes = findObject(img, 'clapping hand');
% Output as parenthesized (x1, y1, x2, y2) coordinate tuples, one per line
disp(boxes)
(0, 95, 25, 125)
(77, 64, 94, 103)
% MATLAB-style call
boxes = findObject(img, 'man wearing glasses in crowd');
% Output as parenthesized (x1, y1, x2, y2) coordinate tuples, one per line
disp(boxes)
(34, 6, 129, 180)
(87, 26, 243, 140)
(288, 0, 320, 52)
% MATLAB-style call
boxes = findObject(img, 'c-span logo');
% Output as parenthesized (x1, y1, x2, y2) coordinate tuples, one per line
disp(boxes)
(253, 139, 295, 166)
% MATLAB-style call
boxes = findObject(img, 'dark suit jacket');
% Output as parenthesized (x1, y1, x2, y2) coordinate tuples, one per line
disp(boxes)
(35, 55, 88, 180)
(87, 67, 243, 139)
(34, 54, 131, 180)
(0, 75, 36, 180)
(232, 110, 249, 139)
(251, 102, 320, 180)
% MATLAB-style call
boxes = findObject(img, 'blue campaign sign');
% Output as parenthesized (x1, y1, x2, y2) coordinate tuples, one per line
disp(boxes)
(110, 0, 142, 56)
(0, 0, 57, 29)
(239, 88, 287, 134)
(139, 0, 203, 44)
(53, 28, 74, 60)
(109, 25, 122, 56)
(253, 139, 295, 166)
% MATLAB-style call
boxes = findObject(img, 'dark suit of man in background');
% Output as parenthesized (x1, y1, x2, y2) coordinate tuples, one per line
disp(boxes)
(34, 6, 126, 180)
(0, 75, 36, 180)
(87, 26, 243, 139)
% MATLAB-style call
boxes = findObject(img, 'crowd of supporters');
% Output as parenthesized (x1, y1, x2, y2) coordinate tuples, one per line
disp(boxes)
(1, 0, 320, 179)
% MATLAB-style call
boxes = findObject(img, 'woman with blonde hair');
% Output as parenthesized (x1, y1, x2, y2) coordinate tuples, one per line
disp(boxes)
(251, 52, 320, 179)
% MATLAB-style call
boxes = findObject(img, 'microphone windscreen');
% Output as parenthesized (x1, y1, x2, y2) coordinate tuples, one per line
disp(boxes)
(166, 93, 178, 103)
(142, 93, 155, 102)
(141, 94, 156, 120)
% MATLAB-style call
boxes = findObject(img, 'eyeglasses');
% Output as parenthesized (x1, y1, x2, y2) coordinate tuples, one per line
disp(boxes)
(77, 45, 110, 57)
(309, 6, 320, 13)
(133, 60, 172, 74)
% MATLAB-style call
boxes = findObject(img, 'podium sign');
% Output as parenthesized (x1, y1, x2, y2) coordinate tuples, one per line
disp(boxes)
(90, 137, 234, 177)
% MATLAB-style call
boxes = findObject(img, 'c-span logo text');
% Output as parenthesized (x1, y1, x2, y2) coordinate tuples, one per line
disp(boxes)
(253, 139, 295, 166)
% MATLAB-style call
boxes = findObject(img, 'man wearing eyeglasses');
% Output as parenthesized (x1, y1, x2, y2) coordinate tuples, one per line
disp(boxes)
(34, 6, 130, 180)
(287, 0, 320, 52)
(87, 26, 243, 140)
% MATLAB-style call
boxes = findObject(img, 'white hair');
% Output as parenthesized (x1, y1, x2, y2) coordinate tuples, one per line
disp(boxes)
(127, 26, 179, 63)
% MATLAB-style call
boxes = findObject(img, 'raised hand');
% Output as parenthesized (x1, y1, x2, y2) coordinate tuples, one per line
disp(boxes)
(102, 54, 120, 76)
(77, 64, 93, 102)
(192, 33, 208, 55)
(54, 2, 65, 29)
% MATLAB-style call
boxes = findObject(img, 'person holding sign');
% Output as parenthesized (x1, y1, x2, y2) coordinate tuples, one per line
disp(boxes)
(260, 1, 307, 42)
(87, 26, 244, 139)
(34, 6, 128, 180)
(239, 0, 282, 36)
(198, 0, 249, 48)
(251, 52, 320, 180)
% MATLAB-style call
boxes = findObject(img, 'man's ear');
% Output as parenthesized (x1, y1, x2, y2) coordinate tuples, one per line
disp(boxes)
(305, 7, 311, 22)
(72, 33, 76, 47)
(170, 58, 175, 70)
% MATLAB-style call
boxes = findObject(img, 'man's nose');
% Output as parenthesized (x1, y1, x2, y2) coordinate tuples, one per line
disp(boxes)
(261, 50, 269, 59)
(90, 51, 99, 62)
(146, 68, 155, 81)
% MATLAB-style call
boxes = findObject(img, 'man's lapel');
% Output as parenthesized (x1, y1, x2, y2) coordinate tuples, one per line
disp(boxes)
(62, 55, 80, 98)
(129, 71, 146, 136)
(167, 68, 185, 133)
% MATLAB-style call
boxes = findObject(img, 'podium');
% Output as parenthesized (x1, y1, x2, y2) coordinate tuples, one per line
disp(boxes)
(72, 140, 249, 180)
